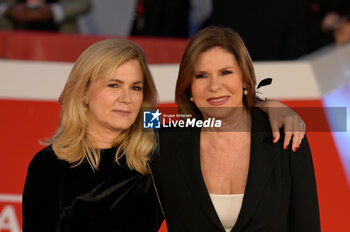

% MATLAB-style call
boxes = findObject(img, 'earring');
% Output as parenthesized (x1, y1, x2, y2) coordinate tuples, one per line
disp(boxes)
(243, 88, 248, 96)
(190, 97, 194, 102)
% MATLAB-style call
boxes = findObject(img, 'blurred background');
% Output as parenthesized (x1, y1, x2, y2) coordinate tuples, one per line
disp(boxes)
(0, 0, 349, 231)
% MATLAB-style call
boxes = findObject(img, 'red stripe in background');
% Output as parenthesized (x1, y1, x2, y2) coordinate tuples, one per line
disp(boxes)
(0, 31, 188, 64)
(0, 31, 7, 59)
(0, 99, 348, 232)
(0, 100, 60, 193)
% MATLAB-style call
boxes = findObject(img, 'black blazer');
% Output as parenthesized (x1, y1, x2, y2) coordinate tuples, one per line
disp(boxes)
(153, 108, 320, 232)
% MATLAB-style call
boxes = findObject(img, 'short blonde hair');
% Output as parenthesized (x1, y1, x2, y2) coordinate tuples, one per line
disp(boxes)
(176, 26, 257, 119)
(51, 39, 157, 174)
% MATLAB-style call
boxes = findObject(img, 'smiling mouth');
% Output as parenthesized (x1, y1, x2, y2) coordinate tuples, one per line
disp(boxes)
(206, 96, 230, 105)
(112, 110, 131, 116)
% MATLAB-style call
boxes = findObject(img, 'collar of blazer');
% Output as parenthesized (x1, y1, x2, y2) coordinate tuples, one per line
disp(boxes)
(174, 108, 279, 232)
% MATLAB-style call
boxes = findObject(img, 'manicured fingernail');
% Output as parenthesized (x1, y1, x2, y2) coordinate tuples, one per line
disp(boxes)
(293, 147, 297, 152)
(284, 145, 288, 150)
(298, 144, 300, 148)
(273, 137, 276, 142)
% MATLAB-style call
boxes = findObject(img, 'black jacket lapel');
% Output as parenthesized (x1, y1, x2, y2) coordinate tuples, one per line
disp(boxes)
(173, 108, 278, 232)
(232, 108, 279, 232)
(174, 127, 225, 231)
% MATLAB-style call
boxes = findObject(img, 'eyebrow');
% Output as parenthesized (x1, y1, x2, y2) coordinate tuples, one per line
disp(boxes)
(194, 66, 235, 73)
(109, 79, 143, 85)
(220, 66, 235, 70)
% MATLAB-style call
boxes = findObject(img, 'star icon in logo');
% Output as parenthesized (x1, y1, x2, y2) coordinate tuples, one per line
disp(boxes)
(150, 109, 161, 122)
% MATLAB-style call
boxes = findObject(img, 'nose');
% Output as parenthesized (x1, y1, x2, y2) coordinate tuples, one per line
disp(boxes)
(209, 75, 222, 92)
(118, 88, 132, 104)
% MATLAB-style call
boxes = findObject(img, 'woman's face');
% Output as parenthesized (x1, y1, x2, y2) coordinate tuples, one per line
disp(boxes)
(85, 59, 144, 137)
(191, 46, 245, 119)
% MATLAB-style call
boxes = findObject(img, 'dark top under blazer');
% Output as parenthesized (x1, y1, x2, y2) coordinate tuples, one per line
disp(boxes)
(22, 146, 163, 232)
(153, 108, 320, 232)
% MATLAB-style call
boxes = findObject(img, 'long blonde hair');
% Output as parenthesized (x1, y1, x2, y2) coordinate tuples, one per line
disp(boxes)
(51, 39, 157, 174)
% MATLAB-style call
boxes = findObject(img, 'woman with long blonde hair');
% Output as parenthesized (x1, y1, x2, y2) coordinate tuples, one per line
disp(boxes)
(22, 38, 163, 232)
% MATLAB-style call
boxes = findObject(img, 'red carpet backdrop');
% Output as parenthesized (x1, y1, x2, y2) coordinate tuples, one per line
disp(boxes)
(0, 31, 349, 232)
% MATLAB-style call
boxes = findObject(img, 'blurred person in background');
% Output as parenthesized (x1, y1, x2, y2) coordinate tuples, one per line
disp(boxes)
(131, 0, 190, 37)
(206, 0, 307, 60)
(304, 0, 350, 54)
(131, 0, 307, 60)
(321, 11, 350, 44)
(131, 0, 211, 38)
(0, 0, 91, 32)
(317, 0, 350, 45)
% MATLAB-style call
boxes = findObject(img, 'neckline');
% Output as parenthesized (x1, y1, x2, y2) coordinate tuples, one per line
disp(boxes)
(209, 193, 244, 197)
(100, 146, 118, 152)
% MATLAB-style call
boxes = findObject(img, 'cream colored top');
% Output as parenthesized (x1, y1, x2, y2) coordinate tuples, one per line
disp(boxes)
(209, 193, 244, 232)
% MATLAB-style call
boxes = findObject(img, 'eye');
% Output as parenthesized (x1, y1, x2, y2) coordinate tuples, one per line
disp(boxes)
(221, 70, 233, 75)
(194, 73, 206, 79)
(108, 83, 118, 88)
(132, 86, 143, 91)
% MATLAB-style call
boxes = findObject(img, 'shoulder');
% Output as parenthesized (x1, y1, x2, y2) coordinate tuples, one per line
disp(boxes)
(23, 146, 65, 201)
(27, 145, 66, 175)
(289, 134, 313, 168)
(250, 107, 273, 133)
(30, 146, 58, 165)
